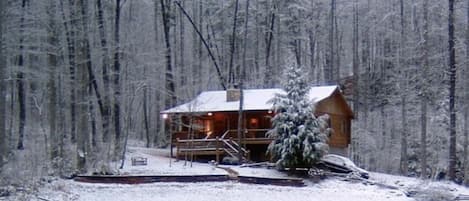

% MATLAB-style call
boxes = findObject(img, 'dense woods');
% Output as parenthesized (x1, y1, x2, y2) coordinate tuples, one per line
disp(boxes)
(0, 0, 469, 185)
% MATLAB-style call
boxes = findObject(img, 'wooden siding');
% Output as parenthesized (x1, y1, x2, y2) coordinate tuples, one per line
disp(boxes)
(315, 89, 353, 148)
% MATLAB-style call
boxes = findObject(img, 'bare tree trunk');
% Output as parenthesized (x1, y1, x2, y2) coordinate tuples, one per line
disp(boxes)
(361, 1, 371, 125)
(419, 0, 429, 179)
(352, 0, 359, 118)
(464, 0, 469, 186)
(236, 0, 250, 162)
(160, 1, 176, 143)
(242, 0, 250, 81)
(178, 1, 186, 88)
(398, 0, 408, 176)
(113, 0, 122, 157)
(97, 0, 112, 144)
(143, 82, 151, 147)
(76, 0, 90, 172)
(77, 0, 100, 155)
(254, 0, 260, 84)
(63, 0, 78, 144)
(16, 0, 28, 150)
(334, 4, 340, 81)
(228, 0, 240, 86)
(308, 30, 316, 82)
(47, 0, 59, 163)
(0, 0, 7, 170)
(143, 65, 150, 148)
(263, 2, 276, 88)
(325, 0, 335, 84)
(448, 0, 457, 181)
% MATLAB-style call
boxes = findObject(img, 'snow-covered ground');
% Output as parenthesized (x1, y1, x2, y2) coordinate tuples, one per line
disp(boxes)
(118, 147, 227, 176)
(5, 147, 469, 201)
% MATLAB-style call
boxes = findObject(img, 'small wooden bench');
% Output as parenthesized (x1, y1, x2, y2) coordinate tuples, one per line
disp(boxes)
(131, 157, 148, 166)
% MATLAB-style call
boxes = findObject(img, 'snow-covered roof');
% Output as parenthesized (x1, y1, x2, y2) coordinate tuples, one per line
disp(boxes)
(162, 85, 339, 114)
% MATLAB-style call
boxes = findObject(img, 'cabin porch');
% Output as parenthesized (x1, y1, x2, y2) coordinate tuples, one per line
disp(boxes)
(172, 129, 273, 163)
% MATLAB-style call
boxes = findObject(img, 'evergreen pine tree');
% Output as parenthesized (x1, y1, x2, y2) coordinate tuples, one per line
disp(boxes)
(267, 59, 330, 169)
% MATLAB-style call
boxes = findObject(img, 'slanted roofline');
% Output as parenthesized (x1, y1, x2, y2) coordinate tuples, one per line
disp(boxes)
(162, 85, 344, 114)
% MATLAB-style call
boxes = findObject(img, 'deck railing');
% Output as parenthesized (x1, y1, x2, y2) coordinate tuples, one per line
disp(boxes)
(175, 129, 262, 162)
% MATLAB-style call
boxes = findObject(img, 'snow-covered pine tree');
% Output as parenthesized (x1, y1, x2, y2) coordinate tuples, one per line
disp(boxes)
(267, 59, 330, 170)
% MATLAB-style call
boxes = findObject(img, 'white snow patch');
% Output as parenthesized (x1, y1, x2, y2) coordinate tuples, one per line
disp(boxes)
(118, 147, 227, 176)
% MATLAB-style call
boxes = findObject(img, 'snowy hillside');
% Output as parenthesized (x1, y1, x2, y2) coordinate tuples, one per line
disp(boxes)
(5, 147, 469, 201)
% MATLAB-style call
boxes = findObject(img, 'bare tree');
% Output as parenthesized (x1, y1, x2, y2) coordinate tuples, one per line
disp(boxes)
(325, 0, 336, 84)
(113, 0, 123, 157)
(160, 0, 177, 110)
(76, 0, 91, 172)
(16, 0, 29, 150)
(228, 0, 240, 87)
(62, 0, 78, 144)
(0, 0, 7, 171)
(398, 0, 408, 176)
(420, 0, 429, 179)
(47, 0, 60, 163)
(263, 1, 276, 88)
(464, 0, 469, 186)
(447, 0, 457, 181)
(97, 0, 112, 144)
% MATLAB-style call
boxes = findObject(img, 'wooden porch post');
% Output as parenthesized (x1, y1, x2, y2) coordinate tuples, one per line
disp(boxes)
(176, 138, 180, 161)
(216, 137, 220, 163)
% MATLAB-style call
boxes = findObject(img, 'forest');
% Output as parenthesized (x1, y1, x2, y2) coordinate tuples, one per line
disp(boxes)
(0, 0, 468, 186)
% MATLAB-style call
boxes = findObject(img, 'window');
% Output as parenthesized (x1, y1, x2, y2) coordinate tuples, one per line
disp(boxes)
(341, 119, 348, 135)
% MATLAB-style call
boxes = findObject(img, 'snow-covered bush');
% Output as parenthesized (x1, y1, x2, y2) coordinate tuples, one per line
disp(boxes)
(267, 59, 329, 170)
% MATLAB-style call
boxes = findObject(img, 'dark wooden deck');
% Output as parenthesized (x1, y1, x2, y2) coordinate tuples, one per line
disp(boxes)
(174, 129, 273, 163)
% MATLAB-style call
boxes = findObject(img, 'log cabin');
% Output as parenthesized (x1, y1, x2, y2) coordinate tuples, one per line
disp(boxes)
(161, 85, 354, 163)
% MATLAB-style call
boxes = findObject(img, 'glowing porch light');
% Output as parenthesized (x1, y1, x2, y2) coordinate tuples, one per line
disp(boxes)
(162, 113, 168, 119)
(207, 112, 213, 116)
(267, 110, 273, 114)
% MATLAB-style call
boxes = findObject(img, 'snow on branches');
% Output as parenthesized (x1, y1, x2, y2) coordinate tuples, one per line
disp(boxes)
(267, 59, 329, 170)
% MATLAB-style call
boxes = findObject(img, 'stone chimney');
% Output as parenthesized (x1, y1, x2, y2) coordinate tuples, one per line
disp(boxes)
(226, 88, 241, 102)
